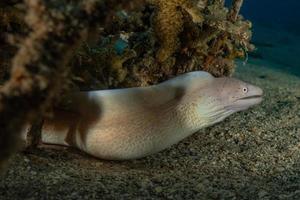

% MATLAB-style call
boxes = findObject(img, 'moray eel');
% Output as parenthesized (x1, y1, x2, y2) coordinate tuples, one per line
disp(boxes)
(25, 71, 263, 160)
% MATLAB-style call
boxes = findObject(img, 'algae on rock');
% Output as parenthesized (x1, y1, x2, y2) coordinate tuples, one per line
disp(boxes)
(0, 0, 254, 90)
(70, 0, 253, 89)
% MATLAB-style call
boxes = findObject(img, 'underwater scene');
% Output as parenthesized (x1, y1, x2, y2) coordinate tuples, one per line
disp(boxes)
(0, 0, 299, 199)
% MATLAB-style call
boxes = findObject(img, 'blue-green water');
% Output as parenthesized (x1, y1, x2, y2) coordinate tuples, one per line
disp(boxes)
(228, 0, 300, 77)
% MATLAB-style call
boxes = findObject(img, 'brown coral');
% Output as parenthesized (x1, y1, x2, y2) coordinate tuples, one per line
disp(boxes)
(0, 0, 107, 173)
(149, 0, 204, 63)
(69, 0, 253, 89)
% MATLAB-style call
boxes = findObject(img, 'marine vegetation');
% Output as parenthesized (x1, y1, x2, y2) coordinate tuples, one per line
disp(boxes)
(0, 0, 253, 173)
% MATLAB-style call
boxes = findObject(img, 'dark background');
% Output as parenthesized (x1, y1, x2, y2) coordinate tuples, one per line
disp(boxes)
(241, 0, 300, 35)
(226, 0, 300, 34)
(227, 0, 300, 76)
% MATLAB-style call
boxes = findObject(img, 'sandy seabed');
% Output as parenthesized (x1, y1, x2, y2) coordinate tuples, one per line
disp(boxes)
(1, 60, 300, 200)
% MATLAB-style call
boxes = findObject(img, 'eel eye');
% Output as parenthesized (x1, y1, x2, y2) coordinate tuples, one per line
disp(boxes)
(242, 87, 248, 93)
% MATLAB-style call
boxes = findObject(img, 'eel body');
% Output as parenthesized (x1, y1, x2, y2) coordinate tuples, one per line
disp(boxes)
(26, 71, 263, 160)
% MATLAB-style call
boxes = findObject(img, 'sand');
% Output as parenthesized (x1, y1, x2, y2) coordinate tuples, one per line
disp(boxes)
(1, 60, 300, 200)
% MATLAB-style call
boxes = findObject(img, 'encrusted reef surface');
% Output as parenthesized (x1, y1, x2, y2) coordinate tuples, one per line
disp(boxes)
(72, 0, 253, 89)
(0, 0, 253, 89)
(1, 61, 300, 199)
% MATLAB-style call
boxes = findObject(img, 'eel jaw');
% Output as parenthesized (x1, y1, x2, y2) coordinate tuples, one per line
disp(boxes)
(230, 94, 263, 111)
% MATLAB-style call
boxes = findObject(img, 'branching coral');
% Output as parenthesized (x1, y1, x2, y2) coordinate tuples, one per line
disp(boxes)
(228, 0, 244, 22)
(148, 0, 204, 63)
(198, 0, 253, 76)
(0, 0, 106, 173)
(0, 2, 26, 84)
(68, 0, 253, 89)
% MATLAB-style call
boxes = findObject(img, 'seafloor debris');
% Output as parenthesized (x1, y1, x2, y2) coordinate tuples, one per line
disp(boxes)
(0, 0, 253, 173)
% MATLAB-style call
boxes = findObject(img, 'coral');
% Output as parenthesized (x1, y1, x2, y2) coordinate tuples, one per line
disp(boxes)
(228, 0, 244, 22)
(0, 3, 26, 84)
(198, 0, 253, 76)
(0, 0, 107, 173)
(148, 0, 204, 63)
(70, 0, 253, 89)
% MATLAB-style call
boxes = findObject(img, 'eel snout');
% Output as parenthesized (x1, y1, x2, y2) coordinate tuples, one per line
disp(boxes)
(234, 84, 263, 110)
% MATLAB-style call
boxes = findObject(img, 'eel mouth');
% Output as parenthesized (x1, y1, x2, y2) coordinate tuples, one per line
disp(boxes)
(229, 94, 263, 111)
(238, 95, 263, 100)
